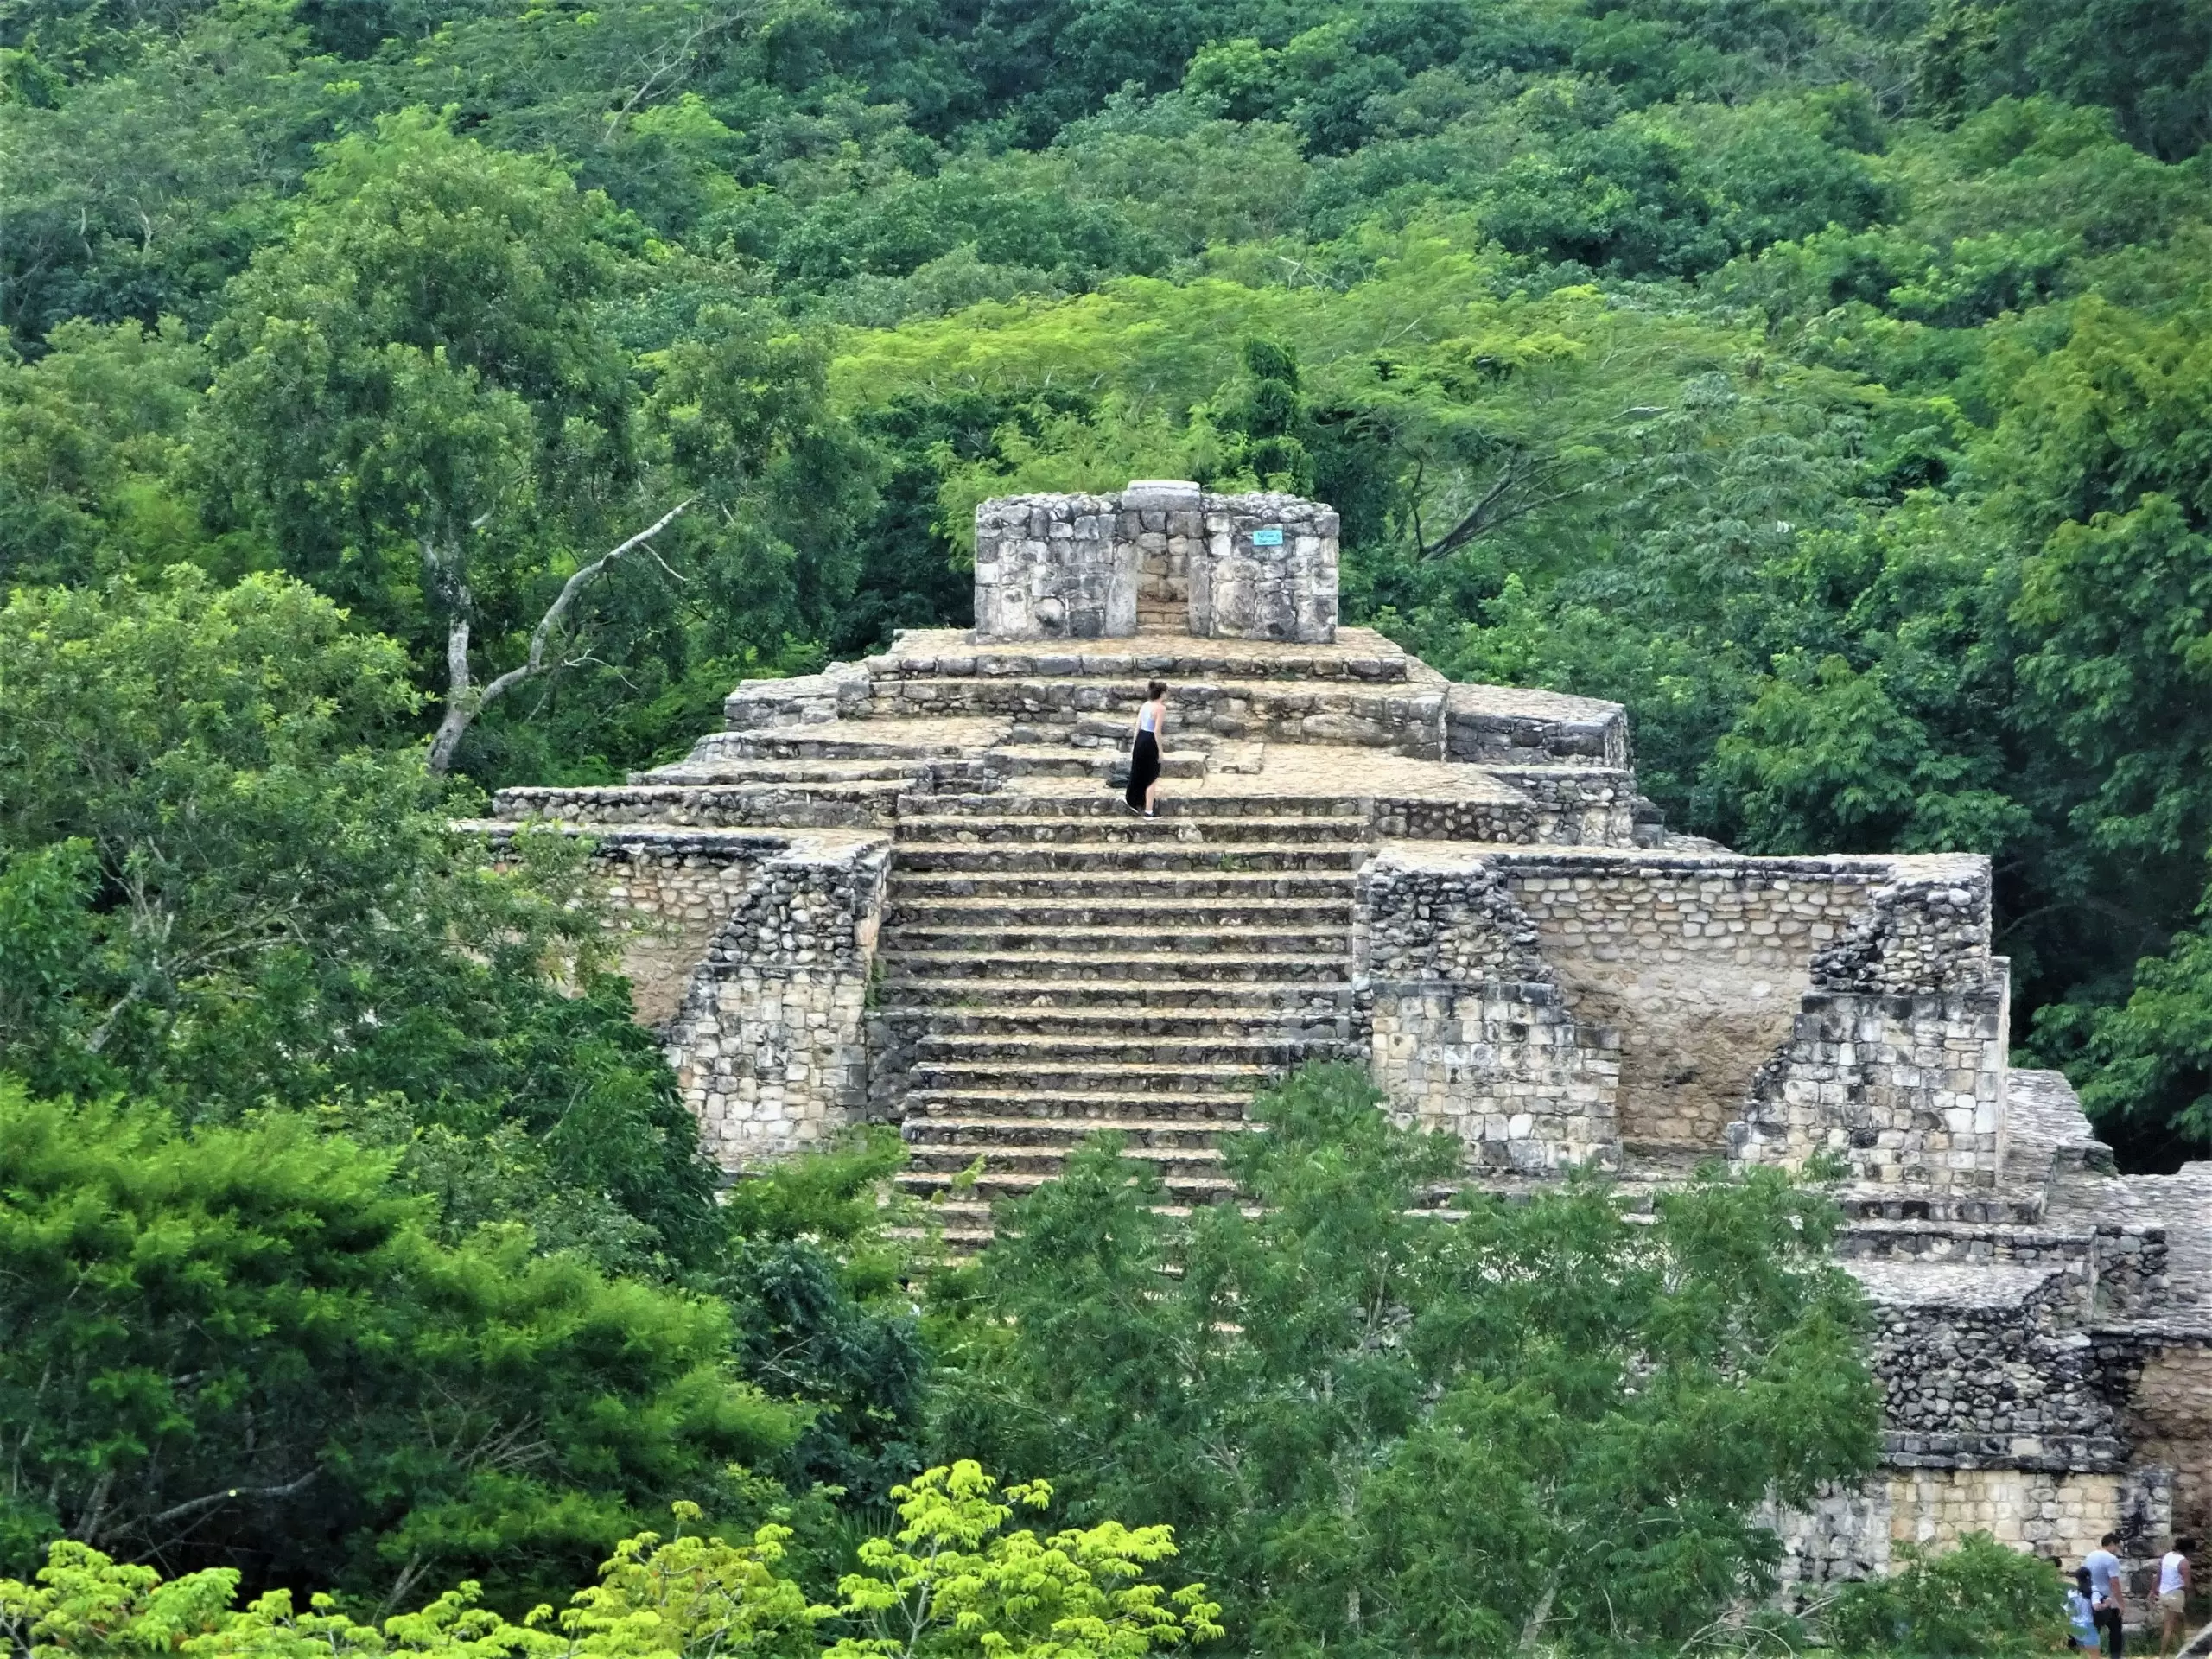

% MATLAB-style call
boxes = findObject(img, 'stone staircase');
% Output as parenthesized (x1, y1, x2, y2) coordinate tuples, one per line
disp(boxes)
(873, 791, 1374, 1245)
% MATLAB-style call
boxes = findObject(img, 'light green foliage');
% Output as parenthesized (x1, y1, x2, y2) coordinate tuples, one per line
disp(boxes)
(938, 1064, 1879, 1656)
(829, 1463, 1222, 1659)
(0, 1521, 827, 1658)
(1825, 1531, 2070, 1655)
(0, 1467, 1215, 1659)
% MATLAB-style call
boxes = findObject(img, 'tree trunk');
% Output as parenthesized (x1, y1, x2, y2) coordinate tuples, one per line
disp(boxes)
(424, 499, 691, 777)
(427, 613, 475, 777)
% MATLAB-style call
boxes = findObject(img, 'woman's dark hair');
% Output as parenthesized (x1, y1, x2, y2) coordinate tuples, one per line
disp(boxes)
(2078, 1567, 2094, 1588)
(1147, 679, 1166, 700)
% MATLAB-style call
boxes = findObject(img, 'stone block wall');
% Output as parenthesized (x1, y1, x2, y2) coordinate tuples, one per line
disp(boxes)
(1776, 1470, 2161, 1589)
(1358, 849, 1622, 1169)
(1861, 1264, 2125, 1462)
(1732, 985, 2012, 1189)
(1497, 855, 1885, 1155)
(1811, 861, 1998, 995)
(1122, 478, 1205, 629)
(1370, 984, 1621, 1172)
(1730, 862, 2009, 1190)
(662, 836, 889, 1166)
(971, 483, 1338, 643)
(1186, 491, 1338, 643)
(972, 493, 1133, 641)
(1351, 848, 2009, 1174)
(1444, 683, 1631, 768)
(494, 781, 898, 830)
(1366, 771, 1637, 846)
(587, 830, 779, 1025)
(721, 661, 871, 728)
(2126, 1340, 2212, 1537)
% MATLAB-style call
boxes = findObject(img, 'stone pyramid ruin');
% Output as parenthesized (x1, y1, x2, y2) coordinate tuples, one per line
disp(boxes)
(483, 480, 2211, 1598)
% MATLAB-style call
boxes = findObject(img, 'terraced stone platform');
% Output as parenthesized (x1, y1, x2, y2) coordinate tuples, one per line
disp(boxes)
(484, 480, 2212, 1590)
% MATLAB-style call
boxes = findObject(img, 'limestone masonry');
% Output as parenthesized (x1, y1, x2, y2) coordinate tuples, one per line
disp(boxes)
(483, 483, 2211, 1601)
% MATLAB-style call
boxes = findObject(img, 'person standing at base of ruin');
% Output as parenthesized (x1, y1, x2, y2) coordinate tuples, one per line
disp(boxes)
(2088, 1534, 2128, 1657)
(2158, 1538, 2193, 1656)
(2076, 1569, 2109, 1651)
(1125, 680, 1166, 818)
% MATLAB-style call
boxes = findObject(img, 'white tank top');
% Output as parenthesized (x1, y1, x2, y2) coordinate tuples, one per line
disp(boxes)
(1138, 702, 1160, 733)
(2161, 1553, 2187, 1594)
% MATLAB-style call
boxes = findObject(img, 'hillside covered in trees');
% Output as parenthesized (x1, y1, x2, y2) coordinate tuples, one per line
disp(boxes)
(4, 0, 2210, 1644)
(13, 0, 2212, 1166)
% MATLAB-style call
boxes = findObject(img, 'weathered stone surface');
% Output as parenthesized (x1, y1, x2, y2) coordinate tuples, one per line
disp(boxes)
(661, 835, 889, 1164)
(973, 482, 1338, 642)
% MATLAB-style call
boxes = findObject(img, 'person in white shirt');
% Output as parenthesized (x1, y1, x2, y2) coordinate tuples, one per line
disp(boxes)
(1124, 680, 1166, 818)
(2086, 1535, 2127, 1657)
(2158, 1537, 2193, 1656)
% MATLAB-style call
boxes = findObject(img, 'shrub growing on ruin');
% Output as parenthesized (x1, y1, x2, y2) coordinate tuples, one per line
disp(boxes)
(1823, 1531, 2070, 1656)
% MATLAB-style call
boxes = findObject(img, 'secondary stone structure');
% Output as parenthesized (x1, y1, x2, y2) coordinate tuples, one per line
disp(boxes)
(484, 482, 2209, 1607)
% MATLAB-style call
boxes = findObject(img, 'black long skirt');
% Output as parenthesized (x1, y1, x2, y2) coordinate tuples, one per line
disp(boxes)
(1125, 729, 1161, 810)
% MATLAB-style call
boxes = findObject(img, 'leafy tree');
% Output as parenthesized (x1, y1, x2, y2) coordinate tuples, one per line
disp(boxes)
(936, 1063, 1880, 1656)
(721, 1131, 931, 1504)
(1201, 338, 1316, 494)
(0, 317, 217, 588)
(193, 112, 671, 773)
(0, 568, 720, 1272)
(0, 1084, 798, 1607)
(829, 1463, 1222, 1659)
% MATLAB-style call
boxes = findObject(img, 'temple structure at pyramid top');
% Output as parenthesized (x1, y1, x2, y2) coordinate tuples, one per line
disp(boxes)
(971, 480, 1339, 642)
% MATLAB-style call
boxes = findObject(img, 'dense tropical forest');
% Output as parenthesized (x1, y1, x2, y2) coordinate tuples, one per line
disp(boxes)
(0, 0, 2208, 1649)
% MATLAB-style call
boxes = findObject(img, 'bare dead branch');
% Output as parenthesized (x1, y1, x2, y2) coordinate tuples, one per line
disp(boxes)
(140, 1470, 318, 1534)
(426, 500, 693, 775)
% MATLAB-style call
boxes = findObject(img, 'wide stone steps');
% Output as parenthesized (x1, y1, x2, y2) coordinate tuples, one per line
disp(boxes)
(905, 791, 1367, 821)
(1005, 719, 1224, 753)
(491, 779, 903, 826)
(905, 1139, 1230, 1180)
(892, 870, 1359, 902)
(634, 756, 920, 785)
(883, 923, 1349, 957)
(878, 978, 1357, 1012)
(893, 842, 1370, 874)
(906, 1116, 1256, 1151)
(899, 1165, 1239, 1205)
(868, 677, 1443, 754)
(895, 814, 1364, 848)
(908, 1058, 1277, 1091)
(694, 728, 977, 761)
(880, 949, 1354, 983)
(866, 641, 1411, 683)
(880, 1006, 1355, 1040)
(884, 788, 1370, 1240)
(980, 745, 1209, 780)
(903, 1088, 1262, 1122)
(887, 897, 1353, 931)
(914, 1031, 1355, 1067)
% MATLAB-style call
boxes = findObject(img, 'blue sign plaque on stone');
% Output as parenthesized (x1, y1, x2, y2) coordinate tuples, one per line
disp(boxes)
(1251, 525, 1284, 546)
